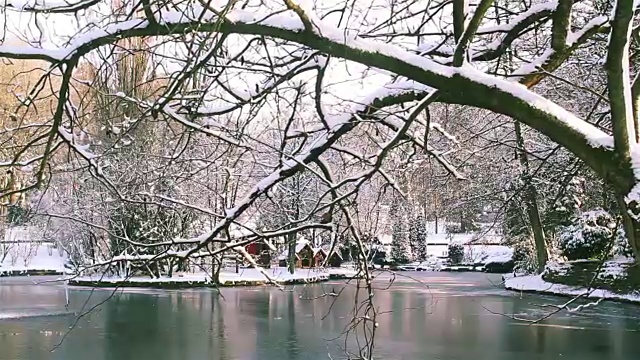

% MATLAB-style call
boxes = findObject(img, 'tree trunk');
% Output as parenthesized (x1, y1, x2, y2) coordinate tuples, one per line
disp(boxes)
(526, 191, 548, 273)
(287, 231, 296, 274)
(514, 121, 548, 273)
(434, 215, 438, 234)
(617, 196, 640, 259)
(212, 252, 221, 284)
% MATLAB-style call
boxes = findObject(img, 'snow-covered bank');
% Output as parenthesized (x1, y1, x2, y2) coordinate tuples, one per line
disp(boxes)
(0, 243, 68, 276)
(66, 267, 360, 288)
(504, 274, 640, 304)
(326, 267, 361, 278)
(388, 246, 514, 273)
(219, 267, 330, 285)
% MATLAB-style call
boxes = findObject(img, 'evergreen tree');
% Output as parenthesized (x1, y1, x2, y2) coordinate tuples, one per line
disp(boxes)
(409, 215, 427, 261)
(546, 176, 585, 232)
(6, 205, 28, 226)
(390, 198, 412, 264)
(504, 192, 529, 240)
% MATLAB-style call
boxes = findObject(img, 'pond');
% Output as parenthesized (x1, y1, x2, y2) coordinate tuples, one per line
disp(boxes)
(1, 272, 640, 360)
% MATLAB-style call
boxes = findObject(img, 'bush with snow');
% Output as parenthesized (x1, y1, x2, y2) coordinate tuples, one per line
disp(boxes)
(558, 209, 621, 261)
(448, 243, 464, 264)
(614, 228, 634, 258)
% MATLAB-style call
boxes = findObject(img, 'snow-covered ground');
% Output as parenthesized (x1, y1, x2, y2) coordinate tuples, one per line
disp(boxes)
(219, 267, 329, 284)
(325, 267, 360, 277)
(397, 256, 445, 271)
(377, 222, 505, 259)
(65, 267, 362, 286)
(0, 243, 68, 274)
(504, 274, 640, 304)
(469, 245, 513, 264)
(67, 272, 211, 284)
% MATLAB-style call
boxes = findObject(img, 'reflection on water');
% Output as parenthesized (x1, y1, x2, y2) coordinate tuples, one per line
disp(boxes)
(1, 273, 640, 360)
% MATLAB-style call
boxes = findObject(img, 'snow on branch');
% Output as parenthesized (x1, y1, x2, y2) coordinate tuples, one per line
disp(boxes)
(2, 1, 630, 267)
(195, 52, 326, 116)
(512, 15, 609, 79)
(476, 2, 557, 34)
(3, 0, 101, 13)
(0, 2, 614, 155)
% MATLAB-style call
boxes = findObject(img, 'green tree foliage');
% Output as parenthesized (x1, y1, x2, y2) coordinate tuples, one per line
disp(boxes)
(6, 205, 28, 226)
(390, 197, 412, 264)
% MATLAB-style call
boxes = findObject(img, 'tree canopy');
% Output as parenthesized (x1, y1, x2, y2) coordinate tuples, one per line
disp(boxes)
(0, 0, 639, 268)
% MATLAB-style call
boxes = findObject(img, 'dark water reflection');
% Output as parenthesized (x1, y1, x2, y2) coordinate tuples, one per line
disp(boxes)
(1, 273, 640, 359)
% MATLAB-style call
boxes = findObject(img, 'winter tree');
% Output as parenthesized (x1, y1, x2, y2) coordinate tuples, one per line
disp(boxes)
(1, 1, 639, 356)
(409, 215, 427, 261)
(1, 0, 638, 262)
(390, 198, 412, 264)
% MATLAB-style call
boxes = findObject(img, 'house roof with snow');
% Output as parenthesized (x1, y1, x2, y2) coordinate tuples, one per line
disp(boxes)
(378, 234, 392, 245)
(227, 222, 257, 238)
(277, 237, 312, 260)
(320, 245, 343, 259)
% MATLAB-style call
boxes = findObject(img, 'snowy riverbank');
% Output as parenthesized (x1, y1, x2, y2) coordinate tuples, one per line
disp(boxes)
(65, 267, 361, 288)
(504, 273, 640, 304)
(0, 243, 68, 276)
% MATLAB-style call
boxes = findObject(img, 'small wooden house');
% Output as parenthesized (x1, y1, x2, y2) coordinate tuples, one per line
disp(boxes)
(278, 239, 314, 268)
(326, 250, 343, 267)
(316, 245, 343, 267)
(245, 242, 270, 256)
(312, 247, 326, 267)
(277, 239, 348, 268)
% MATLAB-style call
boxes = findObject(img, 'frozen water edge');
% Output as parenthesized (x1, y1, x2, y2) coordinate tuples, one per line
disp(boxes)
(64, 267, 361, 288)
(503, 274, 640, 304)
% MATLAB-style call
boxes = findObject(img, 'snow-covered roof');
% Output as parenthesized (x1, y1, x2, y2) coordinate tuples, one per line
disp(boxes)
(277, 237, 312, 260)
(295, 237, 310, 252)
(227, 222, 257, 238)
(320, 245, 342, 259)
(378, 234, 392, 245)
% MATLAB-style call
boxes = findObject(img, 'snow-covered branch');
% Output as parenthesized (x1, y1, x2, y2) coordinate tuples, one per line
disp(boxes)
(3, 0, 101, 13)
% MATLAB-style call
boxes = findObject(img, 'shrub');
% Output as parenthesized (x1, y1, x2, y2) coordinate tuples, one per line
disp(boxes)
(512, 237, 539, 274)
(613, 227, 633, 258)
(445, 224, 463, 234)
(558, 210, 620, 261)
(448, 243, 464, 265)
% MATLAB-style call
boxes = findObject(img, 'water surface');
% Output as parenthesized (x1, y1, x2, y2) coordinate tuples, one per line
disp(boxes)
(1, 272, 639, 359)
